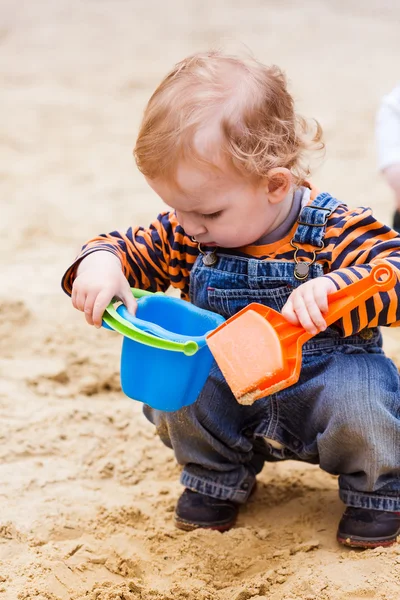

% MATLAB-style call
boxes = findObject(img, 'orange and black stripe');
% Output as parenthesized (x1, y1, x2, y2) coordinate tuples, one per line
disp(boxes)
(61, 200, 400, 337)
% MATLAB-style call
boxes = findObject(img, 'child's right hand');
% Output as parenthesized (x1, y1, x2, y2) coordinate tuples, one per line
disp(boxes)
(71, 251, 137, 328)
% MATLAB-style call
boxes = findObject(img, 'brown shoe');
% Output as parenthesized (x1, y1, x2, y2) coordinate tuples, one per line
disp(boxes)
(337, 507, 400, 548)
(174, 489, 239, 532)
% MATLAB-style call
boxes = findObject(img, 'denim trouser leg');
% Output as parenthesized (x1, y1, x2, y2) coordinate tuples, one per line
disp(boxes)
(144, 348, 400, 510)
(269, 349, 400, 512)
(143, 364, 265, 503)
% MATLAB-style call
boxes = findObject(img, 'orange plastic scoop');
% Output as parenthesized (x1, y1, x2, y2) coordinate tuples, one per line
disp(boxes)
(206, 262, 396, 405)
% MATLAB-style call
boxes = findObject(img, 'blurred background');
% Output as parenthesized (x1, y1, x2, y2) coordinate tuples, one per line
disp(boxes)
(0, 1, 400, 598)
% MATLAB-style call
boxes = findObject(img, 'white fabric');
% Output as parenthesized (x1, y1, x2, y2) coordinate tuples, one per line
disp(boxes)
(376, 84, 400, 171)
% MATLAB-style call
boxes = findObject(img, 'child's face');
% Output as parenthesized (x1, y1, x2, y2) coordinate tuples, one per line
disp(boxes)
(147, 161, 290, 248)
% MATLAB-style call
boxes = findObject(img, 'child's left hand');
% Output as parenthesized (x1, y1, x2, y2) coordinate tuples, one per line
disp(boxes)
(281, 276, 337, 335)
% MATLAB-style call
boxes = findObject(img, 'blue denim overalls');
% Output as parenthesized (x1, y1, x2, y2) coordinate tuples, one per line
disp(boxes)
(144, 193, 400, 512)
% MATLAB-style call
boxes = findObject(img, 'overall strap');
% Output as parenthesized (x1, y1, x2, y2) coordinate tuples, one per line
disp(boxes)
(290, 193, 343, 281)
(292, 192, 342, 247)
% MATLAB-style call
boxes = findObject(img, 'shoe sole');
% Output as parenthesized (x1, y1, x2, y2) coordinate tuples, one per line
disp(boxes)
(337, 532, 400, 548)
(174, 515, 236, 532)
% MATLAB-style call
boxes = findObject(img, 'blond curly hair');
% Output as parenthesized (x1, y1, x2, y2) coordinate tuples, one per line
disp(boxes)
(134, 51, 324, 187)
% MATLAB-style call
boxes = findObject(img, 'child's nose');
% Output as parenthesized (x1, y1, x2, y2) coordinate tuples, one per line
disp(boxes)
(178, 213, 207, 237)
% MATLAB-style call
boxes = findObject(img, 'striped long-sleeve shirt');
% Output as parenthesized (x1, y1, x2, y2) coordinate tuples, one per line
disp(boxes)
(61, 196, 400, 337)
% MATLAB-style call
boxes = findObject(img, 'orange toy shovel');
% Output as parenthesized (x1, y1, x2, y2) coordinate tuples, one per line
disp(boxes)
(206, 262, 396, 405)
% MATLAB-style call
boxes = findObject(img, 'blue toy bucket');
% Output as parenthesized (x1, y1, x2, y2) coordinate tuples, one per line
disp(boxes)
(103, 289, 225, 411)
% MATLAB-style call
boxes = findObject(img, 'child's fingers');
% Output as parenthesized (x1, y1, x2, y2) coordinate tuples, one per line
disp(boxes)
(282, 279, 334, 334)
(73, 289, 87, 312)
(313, 283, 329, 314)
(71, 286, 77, 308)
(83, 293, 97, 326)
(300, 286, 327, 332)
(119, 288, 137, 316)
(291, 286, 328, 334)
(92, 289, 114, 328)
(291, 293, 319, 334)
(281, 299, 300, 325)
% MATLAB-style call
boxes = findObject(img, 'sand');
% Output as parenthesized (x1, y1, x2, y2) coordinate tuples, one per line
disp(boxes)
(1, 0, 400, 598)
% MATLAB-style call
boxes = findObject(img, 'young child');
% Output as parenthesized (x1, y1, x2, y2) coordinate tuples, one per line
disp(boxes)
(377, 83, 400, 231)
(62, 52, 400, 549)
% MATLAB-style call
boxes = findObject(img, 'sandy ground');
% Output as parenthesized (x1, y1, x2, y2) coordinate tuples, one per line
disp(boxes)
(1, 0, 400, 598)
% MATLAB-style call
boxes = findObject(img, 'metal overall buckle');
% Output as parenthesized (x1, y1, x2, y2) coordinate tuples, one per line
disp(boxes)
(192, 238, 218, 266)
(290, 238, 324, 280)
(290, 205, 332, 280)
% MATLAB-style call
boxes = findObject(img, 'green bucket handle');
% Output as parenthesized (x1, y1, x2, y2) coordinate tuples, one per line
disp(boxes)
(102, 288, 199, 357)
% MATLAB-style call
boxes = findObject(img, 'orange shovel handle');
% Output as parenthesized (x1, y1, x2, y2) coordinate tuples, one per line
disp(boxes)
(323, 262, 396, 327)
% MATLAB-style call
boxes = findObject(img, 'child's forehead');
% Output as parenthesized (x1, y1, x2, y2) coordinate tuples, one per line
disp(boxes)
(149, 162, 237, 211)
(175, 161, 225, 191)
(174, 135, 241, 188)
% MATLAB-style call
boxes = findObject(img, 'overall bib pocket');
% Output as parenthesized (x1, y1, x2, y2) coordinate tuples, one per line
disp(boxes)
(207, 284, 292, 319)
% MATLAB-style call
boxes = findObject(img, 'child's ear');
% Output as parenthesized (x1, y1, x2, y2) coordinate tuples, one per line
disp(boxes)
(266, 168, 293, 204)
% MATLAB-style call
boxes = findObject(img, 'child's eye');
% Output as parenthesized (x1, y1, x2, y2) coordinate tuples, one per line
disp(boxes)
(201, 211, 223, 220)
